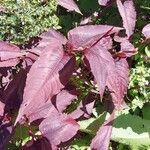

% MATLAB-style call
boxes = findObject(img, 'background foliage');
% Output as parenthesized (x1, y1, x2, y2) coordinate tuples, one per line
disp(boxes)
(0, 0, 59, 44)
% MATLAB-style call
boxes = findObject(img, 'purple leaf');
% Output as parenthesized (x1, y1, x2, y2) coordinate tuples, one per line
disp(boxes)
(58, 0, 82, 14)
(40, 28, 67, 45)
(28, 89, 77, 123)
(116, 0, 136, 38)
(98, 0, 110, 6)
(39, 113, 79, 146)
(70, 93, 95, 119)
(0, 41, 20, 52)
(106, 58, 129, 108)
(67, 25, 122, 50)
(36, 29, 67, 51)
(28, 101, 57, 123)
(0, 41, 23, 67)
(15, 44, 75, 124)
(84, 39, 114, 98)
(91, 111, 115, 150)
(142, 24, 150, 39)
(0, 59, 20, 67)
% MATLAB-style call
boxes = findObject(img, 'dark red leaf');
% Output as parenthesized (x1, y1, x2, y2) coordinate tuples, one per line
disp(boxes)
(67, 25, 122, 51)
(70, 93, 95, 119)
(91, 111, 115, 150)
(15, 44, 75, 124)
(84, 39, 114, 98)
(0, 41, 25, 67)
(116, 0, 136, 38)
(28, 89, 77, 123)
(0, 41, 20, 52)
(28, 101, 57, 123)
(106, 58, 129, 108)
(39, 113, 79, 146)
(40, 29, 67, 45)
(54, 89, 77, 112)
(2, 69, 27, 113)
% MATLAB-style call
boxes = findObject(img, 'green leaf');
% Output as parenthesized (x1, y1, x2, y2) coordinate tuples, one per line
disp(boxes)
(145, 47, 150, 58)
(142, 104, 150, 120)
(112, 114, 150, 149)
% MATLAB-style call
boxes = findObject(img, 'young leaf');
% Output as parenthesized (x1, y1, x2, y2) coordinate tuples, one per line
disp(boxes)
(116, 0, 136, 38)
(39, 113, 79, 146)
(58, 0, 82, 14)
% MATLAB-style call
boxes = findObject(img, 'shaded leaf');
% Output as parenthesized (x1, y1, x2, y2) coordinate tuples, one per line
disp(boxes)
(2, 69, 27, 113)
(21, 137, 53, 150)
(28, 89, 77, 123)
(0, 116, 13, 149)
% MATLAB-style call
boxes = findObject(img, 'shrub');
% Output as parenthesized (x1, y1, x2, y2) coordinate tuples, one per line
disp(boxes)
(0, 0, 59, 44)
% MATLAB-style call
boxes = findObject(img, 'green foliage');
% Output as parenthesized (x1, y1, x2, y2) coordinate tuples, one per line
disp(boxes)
(79, 109, 150, 150)
(0, 0, 59, 44)
(129, 53, 150, 110)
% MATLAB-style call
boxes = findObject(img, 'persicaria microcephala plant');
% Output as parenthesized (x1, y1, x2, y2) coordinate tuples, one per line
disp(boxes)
(0, 0, 149, 150)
